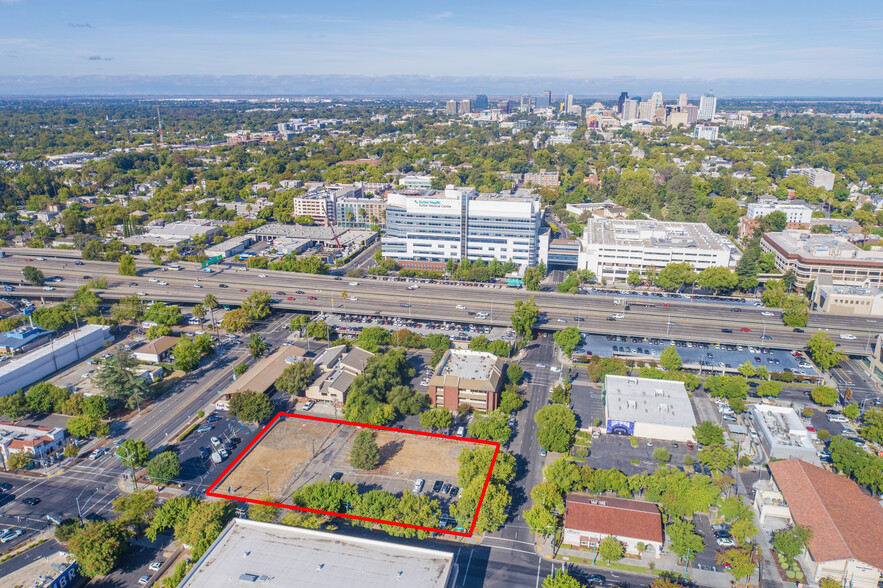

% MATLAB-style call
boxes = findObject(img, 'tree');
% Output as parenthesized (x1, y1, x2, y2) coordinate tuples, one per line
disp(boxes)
(145, 495, 200, 542)
(811, 385, 839, 406)
(93, 349, 149, 409)
(306, 319, 330, 340)
(511, 296, 540, 340)
(242, 290, 272, 321)
(274, 361, 316, 396)
(146, 451, 181, 485)
(220, 308, 251, 332)
(63, 443, 79, 458)
(248, 494, 279, 523)
(117, 439, 151, 469)
(500, 386, 524, 414)
(554, 327, 581, 357)
(356, 326, 391, 352)
(7, 451, 32, 471)
(773, 525, 814, 559)
(541, 570, 582, 588)
(717, 548, 756, 582)
(656, 262, 697, 291)
(660, 346, 683, 371)
(247, 333, 269, 359)
(228, 390, 273, 423)
(117, 254, 137, 276)
(820, 578, 844, 588)
(757, 381, 782, 397)
(173, 338, 202, 372)
(843, 403, 860, 420)
(534, 404, 577, 453)
(468, 411, 512, 444)
(666, 517, 705, 558)
(68, 520, 131, 577)
(523, 263, 545, 291)
(599, 535, 625, 564)
(350, 430, 381, 470)
(110, 294, 146, 325)
(22, 265, 44, 286)
(692, 421, 725, 446)
(782, 294, 810, 327)
(506, 364, 523, 384)
(627, 270, 642, 286)
(859, 409, 883, 443)
(697, 267, 738, 294)
(143, 301, 183, 326)
(737, 361, 756, 378)
(756, 365, 769, 380)
(420, 408, 453, 431)
(550, 383, 571, 406)
(698, 444, 736, 472)
(176, 501, 235, 560)
(524, 503, 557, 535)
(66, 414, 105, 438)
(25, 382, 70, 413)
(112, 489, 157, 530)
(807, 331, 846, 371)
(653, 448, 671, 463)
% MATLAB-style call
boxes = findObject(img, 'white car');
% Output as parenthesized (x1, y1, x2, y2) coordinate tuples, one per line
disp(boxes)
(536, 363, 547, 368)
(716, 537, 736, 547)
(157, 281, 168, 286)
(761, 311, 774, 317)
(349, 282, 359, 286)
(149, 562, 162, 572)
(42, 286, 54, 291)
(135, 291, 147, 296)
(210, 437, 222, 448)
(89, 448, 105, 460)
(613, 313, 624, 319)
(349, 297, 358, 301)
(258, 274, 268, 278)
(456, 304, 466, 309)
(193, 284, 202, 288)
(550, 366, 562, 373)
(35, 257, 45, 261)
(839, 333, 856, 340)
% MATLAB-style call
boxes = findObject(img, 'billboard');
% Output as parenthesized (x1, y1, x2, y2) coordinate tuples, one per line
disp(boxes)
(606, 419, 635, 436)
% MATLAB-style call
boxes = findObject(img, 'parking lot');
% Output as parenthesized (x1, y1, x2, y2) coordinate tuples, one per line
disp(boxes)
(320, 312, 514, 346)
(577, 333, 814, 376)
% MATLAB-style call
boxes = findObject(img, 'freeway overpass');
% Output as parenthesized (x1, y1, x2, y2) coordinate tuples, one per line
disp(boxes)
(1, 253, 880, 356)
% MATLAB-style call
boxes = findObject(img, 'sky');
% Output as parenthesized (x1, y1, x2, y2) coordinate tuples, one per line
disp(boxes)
(1, 0, 883, 95)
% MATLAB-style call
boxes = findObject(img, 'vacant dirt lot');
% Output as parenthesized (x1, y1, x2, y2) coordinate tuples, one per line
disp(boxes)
(368, 430, 463, 479)
(218, 417, 338, 499)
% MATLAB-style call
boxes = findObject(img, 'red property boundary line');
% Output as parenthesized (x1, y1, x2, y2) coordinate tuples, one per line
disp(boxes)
(205, 412, 500, 538)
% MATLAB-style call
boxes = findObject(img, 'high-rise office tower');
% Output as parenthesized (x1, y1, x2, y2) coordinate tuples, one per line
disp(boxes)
(566, 94, 574, 111)
(521, 94, 532, 109)
(698, 92, 717, 121)
(474, 94, 489, 110)
(445, 100, 458, 115)
(678, 93, 688, 108)
(617, 91, 629, 114)
(460, 99, 471, 114)
(648, 92, 664, 113)
(536, 90, 552, 109)
(621, 98, 639, 121)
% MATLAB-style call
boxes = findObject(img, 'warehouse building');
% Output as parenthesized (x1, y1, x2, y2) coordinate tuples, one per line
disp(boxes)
(429, 349, 504, 412)
(603, 375, 697, 442)
(748, 405, 818, 464)
(0, 326, 54, 355)
(578, 219, 738, 283)
(761, 230, 883, 289)
(0, 324, 113, 397)
(179, 519, 457, 588)
(204, 235, 255, 259)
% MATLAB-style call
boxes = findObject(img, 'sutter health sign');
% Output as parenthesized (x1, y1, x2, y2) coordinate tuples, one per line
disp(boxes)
(408, 198, 460, 212)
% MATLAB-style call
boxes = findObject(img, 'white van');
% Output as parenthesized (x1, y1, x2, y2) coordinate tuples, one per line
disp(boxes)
(456, 426, 466, 437)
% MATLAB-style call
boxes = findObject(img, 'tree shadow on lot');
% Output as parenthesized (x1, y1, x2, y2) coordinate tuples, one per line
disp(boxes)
(378, 439, 404, 467)
(355, 482, 386, 494)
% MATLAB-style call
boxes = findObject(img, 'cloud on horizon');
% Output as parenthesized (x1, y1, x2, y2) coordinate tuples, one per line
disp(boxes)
(87, 55, 112, 61)
(69, 22, 94, 29)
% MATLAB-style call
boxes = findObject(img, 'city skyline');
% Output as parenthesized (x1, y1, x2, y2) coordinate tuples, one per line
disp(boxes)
(1, 0, 882, 96)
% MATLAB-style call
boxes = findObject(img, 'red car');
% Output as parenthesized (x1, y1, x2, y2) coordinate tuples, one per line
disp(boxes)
(308, 296, 317, 300)
(240, 288, 247, 292)
(740, 327, 751, 332)
(287, 296, 296, 301)
(686, 441, 695, 449)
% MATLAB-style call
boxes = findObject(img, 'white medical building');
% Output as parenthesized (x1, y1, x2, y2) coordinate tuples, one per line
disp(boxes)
(577, 219, 738, 282)
(381, 185, 549, 271)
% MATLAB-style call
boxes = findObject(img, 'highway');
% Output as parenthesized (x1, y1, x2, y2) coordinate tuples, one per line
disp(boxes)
(1, 253, 879, 355)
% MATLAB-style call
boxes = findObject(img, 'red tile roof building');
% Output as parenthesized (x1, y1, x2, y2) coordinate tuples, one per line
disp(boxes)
(0, 421, 67, 469)
(765, 459, 883, 588)
(563, 494, 664, 557)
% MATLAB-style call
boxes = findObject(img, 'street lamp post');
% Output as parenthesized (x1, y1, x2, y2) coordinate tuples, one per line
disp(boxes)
(76, 486, 103, 520)
(115, 445, 139, 491)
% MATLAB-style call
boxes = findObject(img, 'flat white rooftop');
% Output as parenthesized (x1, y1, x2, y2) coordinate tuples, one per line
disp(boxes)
(179, 519, 455, 588)
(583, 219, 731, 252)
(604, 375, 697, 428)
(438, 349, 497, 381)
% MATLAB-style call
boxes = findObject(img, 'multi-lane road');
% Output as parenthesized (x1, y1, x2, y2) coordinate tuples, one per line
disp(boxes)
(1, 252, 879, 356)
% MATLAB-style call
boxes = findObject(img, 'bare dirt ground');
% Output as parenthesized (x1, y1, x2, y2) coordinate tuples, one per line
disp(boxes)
(218, 417, 339, 499)
(369, 430, 463, 479)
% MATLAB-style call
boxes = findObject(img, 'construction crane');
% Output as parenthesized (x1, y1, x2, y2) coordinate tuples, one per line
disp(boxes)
(329, 223, 343, 249)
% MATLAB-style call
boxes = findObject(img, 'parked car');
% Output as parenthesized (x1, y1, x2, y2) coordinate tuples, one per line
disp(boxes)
(22, 497, 40, 505)
(330, 472, 343, 482)
(196, 425, 212, 433)
(303, 400, 316, 411)
(210, 437, 222, 448)
(149, 562, 162, 572)
(413, 479, 425, 493)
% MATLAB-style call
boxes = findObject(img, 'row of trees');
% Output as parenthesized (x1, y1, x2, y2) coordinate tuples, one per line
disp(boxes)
(343, 349, 430, 425)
